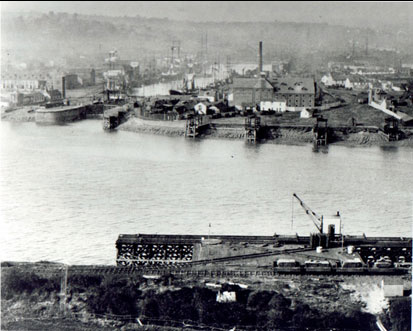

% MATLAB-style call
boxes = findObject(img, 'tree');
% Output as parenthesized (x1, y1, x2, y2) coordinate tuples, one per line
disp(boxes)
(389, 298, 412, 331)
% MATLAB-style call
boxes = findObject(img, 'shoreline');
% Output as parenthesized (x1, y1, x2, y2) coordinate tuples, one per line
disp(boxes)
(2, 111, 413, 148)
(118, 117, 413, 148)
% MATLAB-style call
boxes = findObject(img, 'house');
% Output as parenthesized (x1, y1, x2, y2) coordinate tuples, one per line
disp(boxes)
(45, 89, 63, 102)
(260, 98, 287, 112)
(0, 72, 52, 91)
(300, 108, 312, 118)
(344, 76, 369, 90)
(381, 279, 405, 298)
(64, 74, 83, 89)
(321, 73, 346, 87)
(216, 291, 236, 303)
(10, 91, 46, 106)
(194, 102, 207, 115)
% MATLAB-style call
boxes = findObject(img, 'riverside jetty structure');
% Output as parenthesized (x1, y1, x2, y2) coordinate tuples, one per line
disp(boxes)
(116, 195, 411, 276)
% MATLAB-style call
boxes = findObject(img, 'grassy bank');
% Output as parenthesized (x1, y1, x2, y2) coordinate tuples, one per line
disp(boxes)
(2, 263, 411, 331)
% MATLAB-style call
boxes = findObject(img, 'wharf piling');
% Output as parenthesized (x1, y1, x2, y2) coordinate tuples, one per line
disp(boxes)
(379, 117, 401, 141)
(185, 115, 210, 138)
(245, 115, 261, 143)
(313, 116, 328, 146)
(103, 106, 129, 130)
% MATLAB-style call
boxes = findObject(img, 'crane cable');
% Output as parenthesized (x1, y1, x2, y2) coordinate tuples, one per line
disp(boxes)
(292, 193, 323, 233)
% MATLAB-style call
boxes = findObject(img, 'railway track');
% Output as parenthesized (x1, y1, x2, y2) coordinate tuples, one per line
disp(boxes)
(188, 247, 314, 265)
(2, 263, 410, 278)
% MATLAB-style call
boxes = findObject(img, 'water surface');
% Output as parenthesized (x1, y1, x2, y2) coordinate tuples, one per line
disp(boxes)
(1, 120, 412, 265)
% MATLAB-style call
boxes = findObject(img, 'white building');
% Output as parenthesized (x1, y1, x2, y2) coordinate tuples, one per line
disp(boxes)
(300, 108, 311, 118)
(321, 73, 346, 87)
(260, 99, 287, 112)
(194, 102, 207, 115)
(344, 76, 369, 90)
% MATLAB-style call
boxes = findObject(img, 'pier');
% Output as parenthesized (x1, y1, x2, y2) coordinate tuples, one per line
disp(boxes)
(103, 106, 129, 130)
(313, 116, 328, 145)
(185, 115, 210, 138)
(244, 115, 261, 143)
(379, 117, 401, 141)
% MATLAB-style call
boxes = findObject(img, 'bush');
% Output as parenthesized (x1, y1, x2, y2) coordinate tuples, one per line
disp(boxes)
(86, 276, 142, 316)
(247, 290, 274, 310)
(389, 298, 412, 331)
(68, 274, 103, 292)
(1, 270, 60, 299)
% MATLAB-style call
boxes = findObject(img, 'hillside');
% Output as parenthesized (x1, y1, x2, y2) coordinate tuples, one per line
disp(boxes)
(2, 11, 412, 67)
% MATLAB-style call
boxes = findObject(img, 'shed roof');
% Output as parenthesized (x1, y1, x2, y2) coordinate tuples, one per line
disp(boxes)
(330, 73, 347, 81)
(254, 77, 274, 89)
(348, 75, 367, 83)
(271, 78, 315, 94)
(232, 78, 260, 89)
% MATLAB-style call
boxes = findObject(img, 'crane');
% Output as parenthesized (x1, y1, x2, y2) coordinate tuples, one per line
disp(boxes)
(292, 193, 323, 233)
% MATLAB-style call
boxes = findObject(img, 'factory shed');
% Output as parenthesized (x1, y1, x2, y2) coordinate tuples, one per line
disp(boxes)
(381, 279, 405, 298)
(231, 77, 274, 108)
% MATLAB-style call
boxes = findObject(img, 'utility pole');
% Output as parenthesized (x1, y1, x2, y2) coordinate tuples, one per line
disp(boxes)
(60, 265, 68, 317)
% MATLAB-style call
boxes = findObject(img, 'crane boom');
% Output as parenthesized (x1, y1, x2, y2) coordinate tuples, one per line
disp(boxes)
(293, 193, 323, 233)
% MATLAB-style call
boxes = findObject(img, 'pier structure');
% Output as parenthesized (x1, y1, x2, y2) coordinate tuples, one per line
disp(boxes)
(380, 117, 401, 141)
(313, 116, 328, 145)
(103, 106, 129, 130)
(244, 115, 261, 143)
(185, 115, 210, 138)
(116, 233, 412, 275)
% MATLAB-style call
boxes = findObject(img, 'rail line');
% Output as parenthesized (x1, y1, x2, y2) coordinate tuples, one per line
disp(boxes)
(2, 263, 410, 278)
(188, 247, 313, 265)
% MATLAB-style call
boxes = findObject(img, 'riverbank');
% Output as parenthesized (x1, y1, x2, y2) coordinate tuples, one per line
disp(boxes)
(119, 117, 413, 147)
(3, 109, 413, 147)
(2, 262, 411, 331)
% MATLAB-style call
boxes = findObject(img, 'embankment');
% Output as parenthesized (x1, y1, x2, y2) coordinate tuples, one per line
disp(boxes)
(119, 117, 186, 136)
(3, 262, 410, 331)
(119, 117, 413, 147)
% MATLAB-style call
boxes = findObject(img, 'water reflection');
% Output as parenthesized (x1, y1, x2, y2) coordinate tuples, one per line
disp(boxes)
(379, 145, 399, 153)
(312, 143, 329, 154)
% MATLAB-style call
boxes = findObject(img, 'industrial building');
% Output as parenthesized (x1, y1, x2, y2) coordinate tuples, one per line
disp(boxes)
(271, 77, 316, 109)
(231, 75, 274, 108)
(231, 76, 316, 110)
(229, 41, 316, 111)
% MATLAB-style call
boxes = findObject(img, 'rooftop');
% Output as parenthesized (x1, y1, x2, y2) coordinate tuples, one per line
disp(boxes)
(271, 77, 315, 94)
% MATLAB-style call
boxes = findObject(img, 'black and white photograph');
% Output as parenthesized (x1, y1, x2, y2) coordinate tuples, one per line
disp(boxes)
(0, 1, 412, 330)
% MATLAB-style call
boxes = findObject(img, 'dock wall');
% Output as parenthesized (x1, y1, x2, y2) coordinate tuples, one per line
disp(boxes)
(35, 106, 86, 124)
(35, 104, 106, 124)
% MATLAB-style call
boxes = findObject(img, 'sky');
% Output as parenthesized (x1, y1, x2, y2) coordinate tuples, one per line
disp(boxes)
(1, 1, 413, 30)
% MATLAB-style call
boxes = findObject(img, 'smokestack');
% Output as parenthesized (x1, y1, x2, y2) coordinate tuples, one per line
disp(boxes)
(259, 41, 263, 74)
(62, 76, 66, 99)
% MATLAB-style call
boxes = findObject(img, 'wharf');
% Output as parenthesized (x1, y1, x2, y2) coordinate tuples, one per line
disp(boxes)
(103, 106, 129, 130)
(116, 233, 412, 275)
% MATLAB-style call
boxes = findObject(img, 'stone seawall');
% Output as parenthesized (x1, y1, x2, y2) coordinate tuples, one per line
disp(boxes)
(35, 106, 86, 124)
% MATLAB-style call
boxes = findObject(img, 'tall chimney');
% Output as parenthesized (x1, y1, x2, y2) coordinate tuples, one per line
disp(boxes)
(62, 76, 66, 99)
(259, 41, 263, 74)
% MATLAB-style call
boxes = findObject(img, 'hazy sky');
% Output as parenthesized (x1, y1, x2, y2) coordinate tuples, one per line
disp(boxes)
(1, 1, 412, 29)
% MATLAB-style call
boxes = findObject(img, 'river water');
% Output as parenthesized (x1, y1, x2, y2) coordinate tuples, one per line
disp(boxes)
(0, 120, 412, 265)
